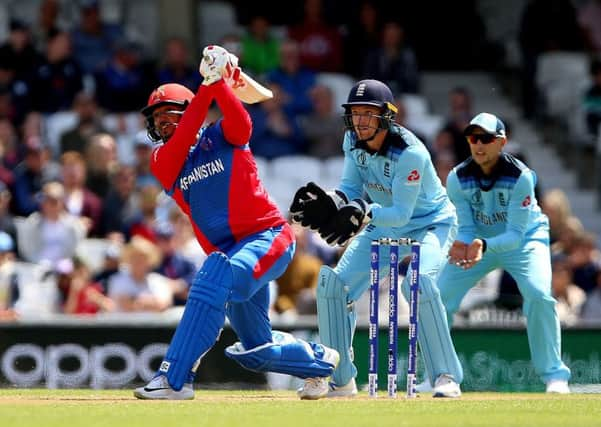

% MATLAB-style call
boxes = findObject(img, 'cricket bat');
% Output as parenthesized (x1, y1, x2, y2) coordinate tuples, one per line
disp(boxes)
(230, 71, 273, 104)
(203, 46, 273, 104)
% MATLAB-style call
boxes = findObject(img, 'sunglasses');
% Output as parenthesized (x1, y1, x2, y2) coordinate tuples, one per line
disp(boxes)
(466, 134, 497, 145)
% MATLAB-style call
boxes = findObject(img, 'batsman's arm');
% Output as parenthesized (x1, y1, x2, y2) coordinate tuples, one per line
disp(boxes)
(150, 85, 215, 190)
(211, 80, 252, 146)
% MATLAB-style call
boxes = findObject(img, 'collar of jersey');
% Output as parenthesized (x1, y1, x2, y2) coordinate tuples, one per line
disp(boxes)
(354, 130, 402, 156)
(471, 152, 508, 191)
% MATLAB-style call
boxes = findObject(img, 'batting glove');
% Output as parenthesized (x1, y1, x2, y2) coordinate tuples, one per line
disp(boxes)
(200, 45, 238, 86)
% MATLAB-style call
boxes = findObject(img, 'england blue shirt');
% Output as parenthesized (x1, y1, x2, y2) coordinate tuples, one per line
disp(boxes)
(446, 152, 549, 253)
(338, 123, 456, 234)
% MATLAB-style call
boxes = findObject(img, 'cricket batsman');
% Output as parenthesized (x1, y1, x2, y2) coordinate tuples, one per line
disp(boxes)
(290, 79, 463, 399)
(438, 112, 571, 393)
(133, 45, 338, 400)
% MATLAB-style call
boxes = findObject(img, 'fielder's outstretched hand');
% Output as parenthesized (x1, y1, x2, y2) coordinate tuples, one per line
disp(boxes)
(289, 182, 346, 231)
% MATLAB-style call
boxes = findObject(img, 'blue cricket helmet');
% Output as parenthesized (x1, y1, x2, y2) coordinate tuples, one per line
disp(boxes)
(342, 79, 398, 131)
(343, 79, 395, 108)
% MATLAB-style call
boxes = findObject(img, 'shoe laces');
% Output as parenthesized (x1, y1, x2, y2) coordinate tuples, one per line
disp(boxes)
(148, 375, 169, 388)
(435, 374, 455, 387)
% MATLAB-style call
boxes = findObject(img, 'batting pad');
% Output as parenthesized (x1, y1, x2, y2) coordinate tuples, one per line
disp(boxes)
(162, 252, 233, 390)
(316, 266, 357, 386)
(401, 274, 463, 385)
(225, 331, 336, 378)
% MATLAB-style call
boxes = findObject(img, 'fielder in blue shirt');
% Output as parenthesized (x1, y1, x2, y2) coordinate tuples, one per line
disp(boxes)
(290, 79, 463, 399)
(439, 112, 571, 393)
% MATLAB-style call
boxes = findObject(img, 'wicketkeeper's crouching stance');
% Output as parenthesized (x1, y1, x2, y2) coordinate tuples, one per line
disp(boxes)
(133, 45, 338, 400)
(290, 79, 463, 399)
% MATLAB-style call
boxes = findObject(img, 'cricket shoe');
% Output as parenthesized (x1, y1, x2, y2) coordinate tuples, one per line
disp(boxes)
(327, 378, 358, 398)
(415, 379, 433, 394)
(546, 379, 570, 394)
(297, 346, 340, 400)
(432, 374, 461, 398)
(133, 375, 194, 400)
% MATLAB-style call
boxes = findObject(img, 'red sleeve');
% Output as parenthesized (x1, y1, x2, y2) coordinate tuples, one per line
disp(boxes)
(212, 80, 252, 146)
(150, 84, 215, 190)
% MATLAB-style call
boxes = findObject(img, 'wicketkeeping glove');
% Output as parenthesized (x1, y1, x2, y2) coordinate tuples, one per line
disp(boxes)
(320, 199, 371, 246)
(289, 182, 347, 231)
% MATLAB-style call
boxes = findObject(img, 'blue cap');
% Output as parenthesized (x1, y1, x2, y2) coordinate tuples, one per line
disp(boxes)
(464, 112, 506, 137)
(0, 231, 14, 252)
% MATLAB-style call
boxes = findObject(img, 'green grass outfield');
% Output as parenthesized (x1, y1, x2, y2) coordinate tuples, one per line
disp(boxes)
(1, 389, 600, 427)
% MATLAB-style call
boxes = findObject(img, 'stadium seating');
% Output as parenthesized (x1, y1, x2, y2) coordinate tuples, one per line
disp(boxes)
(320, 156, 345, 190)
(0, 3, 8, 42)
(102, 112, 145, 165)
(122, 0, 160, 55)
(253, 156, 271, 183)
(259, 155, 346, 213)
(269, 155, 322, 189)
(75, 238, 112, 275)
(402, 93, 429, 119)
(406, 114, 444, 144)
(12, 261, 59, 316)
(44, 112, 78, 157)
(536, 51, 590, 119)
(316, 73, 355, 113)
(197, 1, 240, 49)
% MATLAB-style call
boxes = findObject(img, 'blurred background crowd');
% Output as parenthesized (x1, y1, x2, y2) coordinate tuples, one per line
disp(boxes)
(0, 0, 599, 327)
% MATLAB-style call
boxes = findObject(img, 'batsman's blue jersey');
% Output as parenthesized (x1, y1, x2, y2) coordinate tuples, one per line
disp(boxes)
(446, 153, 548, 252)
(150, 81, 290, 279)
(338, 123, 455, 231)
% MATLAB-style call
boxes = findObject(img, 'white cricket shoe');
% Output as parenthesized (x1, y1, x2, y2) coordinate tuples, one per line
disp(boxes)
(327, 378, 358, 397)
(133, 375, 194, 400)
(546, 379, 570, 394)
(297, 376, 329, 400)
(297, 346, 340, 400)
(415, 379, 433, 393)
(432, 374, 461, 398)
